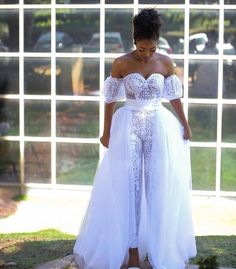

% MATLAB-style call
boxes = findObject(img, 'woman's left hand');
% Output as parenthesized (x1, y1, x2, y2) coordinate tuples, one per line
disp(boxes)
(183, 125, 192, 140)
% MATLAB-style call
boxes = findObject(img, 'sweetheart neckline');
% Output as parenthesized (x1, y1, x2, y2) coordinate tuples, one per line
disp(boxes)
(122, 72, 165, 81)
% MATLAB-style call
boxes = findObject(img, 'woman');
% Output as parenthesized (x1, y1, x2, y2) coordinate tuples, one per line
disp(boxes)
(74, 8, 197, 269)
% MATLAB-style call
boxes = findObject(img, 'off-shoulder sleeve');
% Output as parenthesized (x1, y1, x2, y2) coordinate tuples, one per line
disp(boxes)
(103, 75, 125, 103)
(162, 74, 183, 101)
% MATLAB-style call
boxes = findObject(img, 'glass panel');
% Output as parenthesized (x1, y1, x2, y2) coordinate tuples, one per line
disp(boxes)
(0, 0, 18, 3)
(0, 141, 19, 183)
(24, 9, 51, 52)
(24, 0, 50, 3)
(106, 0, 132, 3)
(56, 58, 99, 96)
(191, 147, 216, 190)
(0, 58, 19, 94)
(57, 143, 99, 185)
(0, 99, 19, 136)
(224, 1, 236, 6)
(222, 105, 236, 143)
(140, 0, 183, 3)
(25, 100, 51, 136)
(223, 60, 236, 99)
(0, 9, 19, 52)
(188, 104, 217, 142)
(56, 9, 99, 53)
(158, 9, 184, 54)
(221, 149, 236, 191)
(56, 101, 99, 138)
(190, 0, 218, 3)
(189, 60, 218, 99)
(224, 10, 236, 55)
(57, 0, 99, 3)
(25, 142, 51, 183)
(24, 58, 51, 95)
(190, 10, 219, 54)
(105, 9, 133, 53)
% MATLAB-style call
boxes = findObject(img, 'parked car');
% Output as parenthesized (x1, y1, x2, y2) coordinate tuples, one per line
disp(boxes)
(158, 36, 173, 54)
(87, 32, 125, 53)
(33, 31, 74, 52)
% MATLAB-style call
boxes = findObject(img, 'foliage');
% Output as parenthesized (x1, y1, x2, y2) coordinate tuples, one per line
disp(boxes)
(196, 255, 219, 269)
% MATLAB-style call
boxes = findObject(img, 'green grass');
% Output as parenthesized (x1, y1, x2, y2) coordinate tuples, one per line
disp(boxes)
(0, 230, 236, 269)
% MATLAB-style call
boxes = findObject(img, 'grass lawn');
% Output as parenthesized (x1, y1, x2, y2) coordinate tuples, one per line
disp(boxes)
(0, 229, 236, 269)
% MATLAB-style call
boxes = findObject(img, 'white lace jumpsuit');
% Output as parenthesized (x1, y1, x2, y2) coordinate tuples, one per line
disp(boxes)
(104, 73, 183, 248)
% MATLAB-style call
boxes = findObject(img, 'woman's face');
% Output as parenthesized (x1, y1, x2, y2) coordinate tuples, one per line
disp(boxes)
(134, 39, 157, 62)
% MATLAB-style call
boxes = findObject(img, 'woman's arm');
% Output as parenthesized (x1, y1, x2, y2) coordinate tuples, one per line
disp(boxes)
(100, 58, 123, 148)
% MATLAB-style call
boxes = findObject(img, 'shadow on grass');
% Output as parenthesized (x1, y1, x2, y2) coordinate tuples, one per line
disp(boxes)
(0, 229, 75, 269)
(0, 231, 236, 269)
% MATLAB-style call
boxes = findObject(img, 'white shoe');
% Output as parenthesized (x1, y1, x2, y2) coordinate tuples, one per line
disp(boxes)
(128, 267, 140, 269)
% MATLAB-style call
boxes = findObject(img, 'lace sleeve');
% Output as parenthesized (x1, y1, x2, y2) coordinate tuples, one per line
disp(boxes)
(162, 74, 183, 101)
(103, 75, 125, 103)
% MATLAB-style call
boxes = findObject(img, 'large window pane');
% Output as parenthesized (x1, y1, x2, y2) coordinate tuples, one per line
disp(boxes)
(24, 0, 50, 3)
(25, 142, 51, 183)
(158, 9, 184, 54)
(56, 58, 99, 96)
(0, 0, 18, 3)
(24, 9, 51, 52)
(190, 10, 219, 54)
(224, 10, 236, 55)
(140, 0, 183, 3)
(25, 100, 51, 136)
(56, 101, 99, 138)
(57, 143, 99, 185)
(222, 105, 236, 143)
(0, 141, 19, 183)
(0, 58, 19, 94)
(191, 147, 216, 190)
(24, 58, 51, 95)
(189, 60, 218, 99)
(221, 149, 236, 191)
(189, 104, 217, 142)
(57, 0, 99, 3)
(105, 9, 133, 53)
(0, 9, 19, 52)
(225, 0, 236, 3)
(0, 99, 19, 136)
(56, 9, 99, 53)
(223, 60, 236, 99)
(190, 0, 218, 3)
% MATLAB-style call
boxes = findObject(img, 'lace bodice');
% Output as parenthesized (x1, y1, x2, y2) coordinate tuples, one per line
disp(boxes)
(103, 73, 183, 103)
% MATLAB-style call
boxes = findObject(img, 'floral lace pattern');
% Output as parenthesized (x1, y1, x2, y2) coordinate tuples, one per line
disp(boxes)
(103, 73, 183, 103)
(129, 110, 154, 247)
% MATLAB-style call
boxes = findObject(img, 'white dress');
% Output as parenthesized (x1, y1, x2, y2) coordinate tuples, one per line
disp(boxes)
(73, 73, 197, 269)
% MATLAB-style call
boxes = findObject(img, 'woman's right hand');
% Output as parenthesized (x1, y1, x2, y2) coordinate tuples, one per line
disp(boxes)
(100, 134, 110, 148)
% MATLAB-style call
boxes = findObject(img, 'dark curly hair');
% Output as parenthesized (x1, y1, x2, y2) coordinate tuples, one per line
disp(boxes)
(133, 8, 163, 44)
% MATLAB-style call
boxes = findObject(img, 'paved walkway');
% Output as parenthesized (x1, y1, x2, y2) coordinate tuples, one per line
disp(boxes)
(0, 188, 236, 269)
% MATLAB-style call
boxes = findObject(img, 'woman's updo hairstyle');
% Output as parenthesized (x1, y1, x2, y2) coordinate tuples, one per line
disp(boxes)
(133, 8, 162, 44)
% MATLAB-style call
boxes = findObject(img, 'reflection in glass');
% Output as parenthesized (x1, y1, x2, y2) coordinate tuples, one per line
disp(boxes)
(0, 58, 19, 94)
(0, 0, 18, 3)
(57, 0, 99, 3)
(0, 9, 19, 52)
(25, 142, 51, 183)
(24, 0, 50, 3)
(190, 10, 219, 54)
(189, 104, 217, 142)
(224, 10, 236, 55)
(139, 0, 183, 3)
(0, 99, 19, 136)
(25, 100, 51, 136)
(25, 58, 51, 95)
(56, 58, 99, 96)
(158, 9, 184, 54)
(191, 147, 216, 190)
(105, 0, 132, 3)
(222, 105, 236, 143)
(190, 0, 218, 3)
(105, 9, 133, 53)
(56, 9, 99, 53)
(56, 101, 99, 138)
(221, 149, 236, 191)
(24, 9, 51, 52)
(223, 60, 236, 99)
(224, 0, 236, 5)
(57, 143, 99, 185)
(0, 141, 19, 183)
(189, 60, 218, 99)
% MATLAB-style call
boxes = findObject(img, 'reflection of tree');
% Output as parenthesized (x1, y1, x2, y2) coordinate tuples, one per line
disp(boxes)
(223, 63, 236, 98)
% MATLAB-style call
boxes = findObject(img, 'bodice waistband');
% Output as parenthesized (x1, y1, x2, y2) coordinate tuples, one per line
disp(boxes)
(124, 98, 163, 111)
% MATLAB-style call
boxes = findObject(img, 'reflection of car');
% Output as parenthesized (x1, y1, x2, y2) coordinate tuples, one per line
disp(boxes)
(87, 32, 125, 53)
(158, 36, 173, 54)
(33, 32, 74, 52)
(0, 40, 8, 52)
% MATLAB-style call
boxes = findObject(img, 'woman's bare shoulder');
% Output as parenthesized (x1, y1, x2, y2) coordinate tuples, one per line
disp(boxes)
(111, 53, 133, 78)
(157, 53, 175, 76)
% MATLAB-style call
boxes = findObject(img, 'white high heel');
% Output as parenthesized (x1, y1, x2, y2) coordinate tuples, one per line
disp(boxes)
(128, 267, 140, 269)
